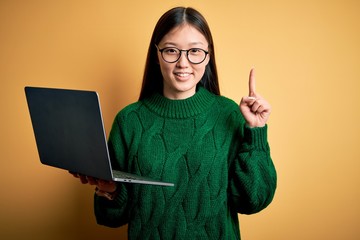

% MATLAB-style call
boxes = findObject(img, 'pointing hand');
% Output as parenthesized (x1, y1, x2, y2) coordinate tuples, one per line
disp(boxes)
(239, 68, 271, 128)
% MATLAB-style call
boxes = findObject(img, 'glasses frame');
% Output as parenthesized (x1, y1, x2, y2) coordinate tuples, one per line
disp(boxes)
(155, 45, 209, 64)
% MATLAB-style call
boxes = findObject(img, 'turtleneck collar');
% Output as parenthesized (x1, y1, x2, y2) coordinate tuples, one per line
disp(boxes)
(142, 87, 216, 119)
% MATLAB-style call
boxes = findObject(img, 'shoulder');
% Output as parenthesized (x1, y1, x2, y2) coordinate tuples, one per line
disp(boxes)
(118, 101, 143, 115)
(212, 95, 246, 125)
(113, 101, 145, 124)
(109, 101, 146, 137)
(214, 95, 241, 112)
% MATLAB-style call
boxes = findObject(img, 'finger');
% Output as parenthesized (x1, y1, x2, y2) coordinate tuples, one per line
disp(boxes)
(253, 100, 271, 114)
(251, 101, 261, 113)
(249, 68, 256, 97)
(69, 171, 79, 178)
(240, 96, 256, 105)
(78, 174, 88, 184)
(98, 179, 111, 187)
(255, 104, 265, 114)
(98, 180, 117, 192)
(87, 176, 98, 185)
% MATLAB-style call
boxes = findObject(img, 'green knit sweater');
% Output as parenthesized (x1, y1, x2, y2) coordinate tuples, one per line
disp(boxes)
(94, 87, 277, 239)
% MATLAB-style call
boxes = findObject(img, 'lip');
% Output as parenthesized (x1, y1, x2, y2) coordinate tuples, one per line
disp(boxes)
(174, 72, 192, 80)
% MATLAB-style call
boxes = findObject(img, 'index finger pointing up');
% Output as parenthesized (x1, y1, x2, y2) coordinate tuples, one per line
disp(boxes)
(249, 68, 256, 96)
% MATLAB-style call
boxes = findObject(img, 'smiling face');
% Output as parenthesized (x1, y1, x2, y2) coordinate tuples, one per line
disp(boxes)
(157, 24, 210, 99)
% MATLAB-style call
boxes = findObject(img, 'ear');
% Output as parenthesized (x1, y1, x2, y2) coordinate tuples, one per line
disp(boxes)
(204, 54, 210, 66)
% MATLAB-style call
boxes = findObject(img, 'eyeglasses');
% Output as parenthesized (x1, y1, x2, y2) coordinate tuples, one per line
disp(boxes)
(156, 45, 209, 64)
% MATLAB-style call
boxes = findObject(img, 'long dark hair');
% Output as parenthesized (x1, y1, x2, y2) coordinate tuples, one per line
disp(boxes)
(139, 7, 220, 100)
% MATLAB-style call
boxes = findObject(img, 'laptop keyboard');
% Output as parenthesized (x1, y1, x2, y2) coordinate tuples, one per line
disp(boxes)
(112, 170, 138, 180)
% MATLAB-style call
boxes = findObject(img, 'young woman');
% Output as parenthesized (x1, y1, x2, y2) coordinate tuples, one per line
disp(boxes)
(73, 6, 276, 239)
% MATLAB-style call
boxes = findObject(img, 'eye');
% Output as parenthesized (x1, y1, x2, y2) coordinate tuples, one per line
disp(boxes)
(189, 48, 203, 55)
(163, 48, 179, 55)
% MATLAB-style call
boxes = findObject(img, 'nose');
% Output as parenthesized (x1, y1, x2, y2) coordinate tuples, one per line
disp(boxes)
(176, 50, 190, 66)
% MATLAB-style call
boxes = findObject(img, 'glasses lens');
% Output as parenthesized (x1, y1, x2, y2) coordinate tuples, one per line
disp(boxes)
(161, 48, 180, 63)
(187, 49, 206, 64)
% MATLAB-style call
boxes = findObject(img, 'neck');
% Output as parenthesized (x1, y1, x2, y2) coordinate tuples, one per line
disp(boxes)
(162, 86, 196, 100)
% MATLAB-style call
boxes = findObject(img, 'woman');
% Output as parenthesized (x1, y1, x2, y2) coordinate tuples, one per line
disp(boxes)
(73, 6, 276, 239)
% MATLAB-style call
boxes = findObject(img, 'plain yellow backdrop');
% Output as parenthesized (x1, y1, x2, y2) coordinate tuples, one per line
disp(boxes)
(1, 0, 359, 239)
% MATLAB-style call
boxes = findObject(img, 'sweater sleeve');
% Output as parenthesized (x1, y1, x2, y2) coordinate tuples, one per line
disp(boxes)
(228, 124, 277, 214)
(93, 112, 131, 227)
(94, 183, 129, 227)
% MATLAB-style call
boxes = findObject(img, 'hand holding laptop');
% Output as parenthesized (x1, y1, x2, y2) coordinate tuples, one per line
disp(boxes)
(70, 171, 118, 200)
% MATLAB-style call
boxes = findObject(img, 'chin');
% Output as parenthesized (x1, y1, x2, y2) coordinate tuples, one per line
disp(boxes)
(176, 84, 197, 93)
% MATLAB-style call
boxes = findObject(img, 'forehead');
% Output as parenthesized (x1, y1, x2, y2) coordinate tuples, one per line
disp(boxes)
(159, 24, 208, 46)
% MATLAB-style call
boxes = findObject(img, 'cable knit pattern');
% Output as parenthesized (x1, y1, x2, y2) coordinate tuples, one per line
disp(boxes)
(94, 87, 277, 239)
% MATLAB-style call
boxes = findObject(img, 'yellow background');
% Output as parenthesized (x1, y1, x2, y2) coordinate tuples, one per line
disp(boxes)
(1, 0, 359, 239)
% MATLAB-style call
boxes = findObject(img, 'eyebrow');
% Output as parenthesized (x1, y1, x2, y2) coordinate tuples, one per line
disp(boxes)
(162, 41, 206, 47)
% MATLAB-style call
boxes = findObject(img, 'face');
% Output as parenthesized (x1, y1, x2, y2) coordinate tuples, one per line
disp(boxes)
(157, 24, 210, 99)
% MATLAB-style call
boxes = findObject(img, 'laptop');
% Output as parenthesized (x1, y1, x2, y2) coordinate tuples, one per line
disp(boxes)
(24, 86, 174, 187)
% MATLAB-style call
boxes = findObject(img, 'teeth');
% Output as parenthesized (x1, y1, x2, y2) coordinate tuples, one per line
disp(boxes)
(175, 73, 190, 77)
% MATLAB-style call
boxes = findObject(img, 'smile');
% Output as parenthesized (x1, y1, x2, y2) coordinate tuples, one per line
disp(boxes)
(174, 72, 191, 77)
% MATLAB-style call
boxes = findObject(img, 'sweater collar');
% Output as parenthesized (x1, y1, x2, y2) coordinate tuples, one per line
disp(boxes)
(143, 87, 216, 119)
